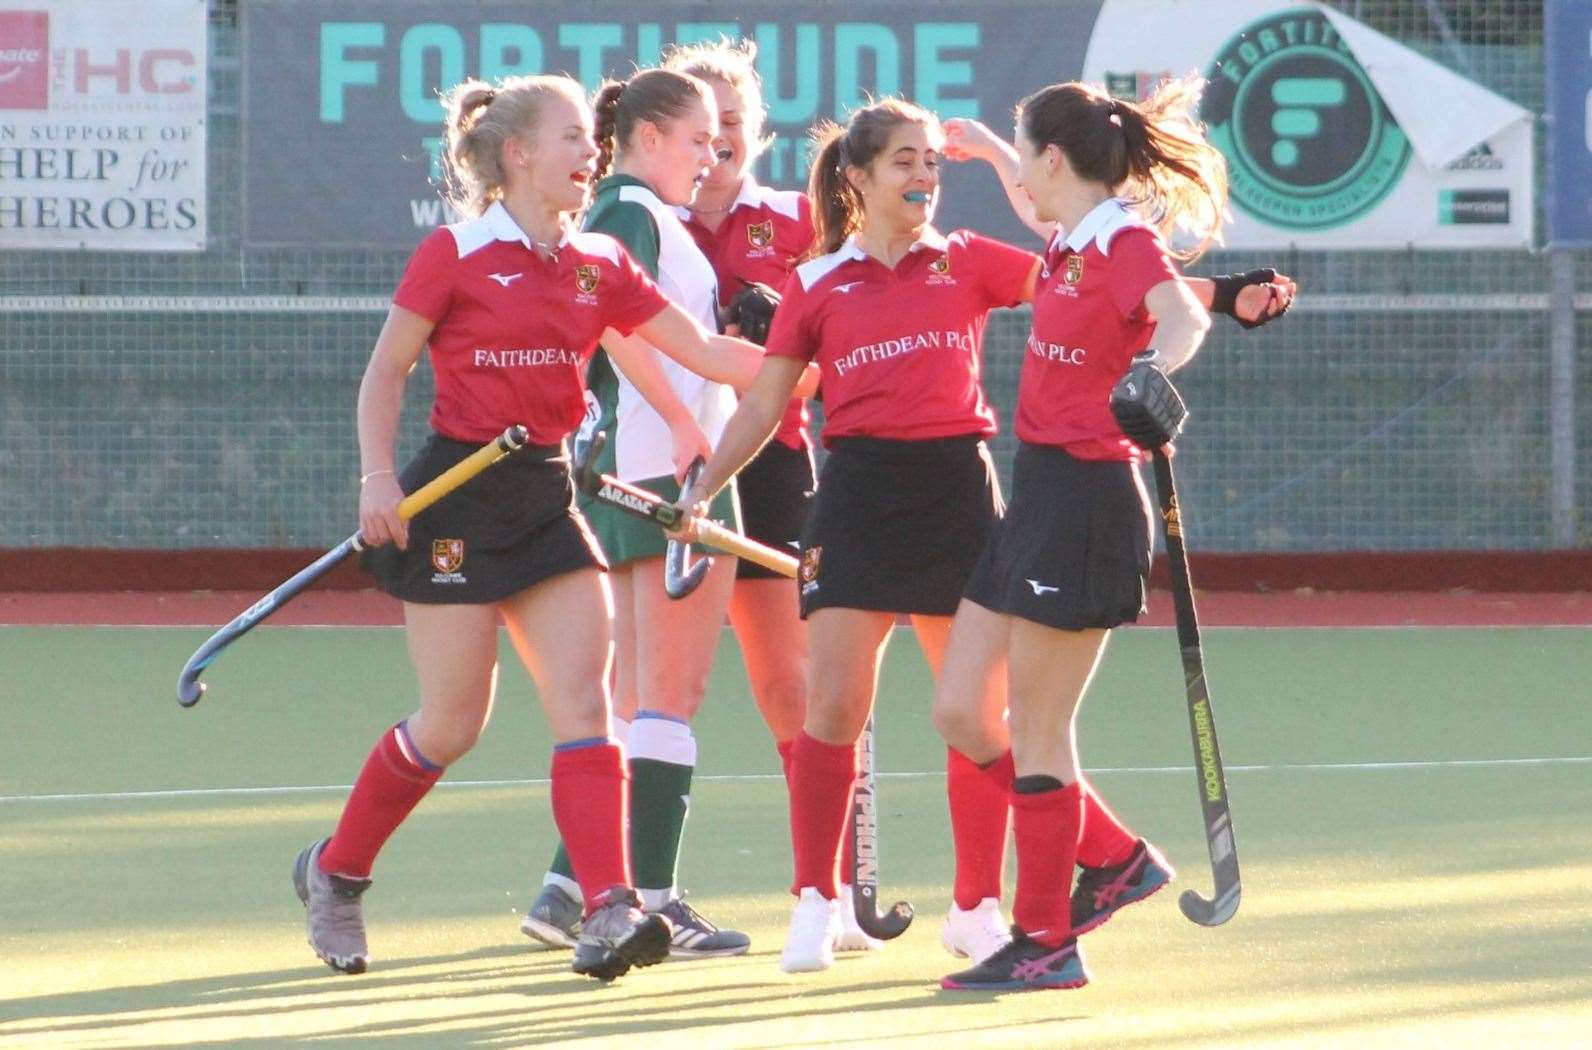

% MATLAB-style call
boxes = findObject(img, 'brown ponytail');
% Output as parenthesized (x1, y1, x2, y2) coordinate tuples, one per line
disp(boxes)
(806, 122, 855, 257)
(804, 97, 937, 258)
(591, 68, 711, 182)
(592, 81, 625, 182)
(1019, 77, 1228, 259)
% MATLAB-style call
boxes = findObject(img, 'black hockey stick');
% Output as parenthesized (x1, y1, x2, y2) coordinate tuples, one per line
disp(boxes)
(176, 425, 529, 707)
(664, 458, 712, 599)
(850, 714, 914, 939)
(1150, 448, 1241, 926)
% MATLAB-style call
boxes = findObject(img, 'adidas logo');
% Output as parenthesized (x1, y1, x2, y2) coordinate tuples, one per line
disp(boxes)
(1445, 142, 1503, 171)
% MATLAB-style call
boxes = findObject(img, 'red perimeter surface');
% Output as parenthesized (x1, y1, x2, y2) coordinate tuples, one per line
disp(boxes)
(0, 589, 1586, 628)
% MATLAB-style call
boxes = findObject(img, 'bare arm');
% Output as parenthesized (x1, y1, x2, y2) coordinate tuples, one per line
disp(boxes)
(943, 118, 1055, 243)
(600, 330, 712, 479)
(683, 356, 808, 506)
(617, 300, 821, 397)
(1142, 278, 1212, 373)
(612, 302, 760, 391)
(356, 305, 431, 550)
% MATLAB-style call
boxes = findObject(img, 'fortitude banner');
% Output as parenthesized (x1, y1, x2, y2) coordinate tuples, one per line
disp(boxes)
(0, 0, 207, 251)
(1083, 0, 1534, 248)
(242, 0, 1530, 251)
(241, 0, 1103, 248)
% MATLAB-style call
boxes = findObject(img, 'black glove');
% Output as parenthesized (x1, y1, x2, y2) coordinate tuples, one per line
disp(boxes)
(1208, 268, 1290, 330)
(1109, 354, 1187, 450)
(723, 279, 781, 345)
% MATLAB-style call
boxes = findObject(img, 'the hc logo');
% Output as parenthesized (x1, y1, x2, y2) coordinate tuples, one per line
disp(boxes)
(1268, 77, 1346, 169)
(0, 11, 49, 110)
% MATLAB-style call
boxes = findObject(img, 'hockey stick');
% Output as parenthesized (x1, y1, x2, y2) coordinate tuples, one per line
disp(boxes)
(572, 432, 799, 577)
(1150, 448, 1241, 926)
(176, 425, 530, 707)
(850, 713, 915, 939)
(664, 458, 712, 599)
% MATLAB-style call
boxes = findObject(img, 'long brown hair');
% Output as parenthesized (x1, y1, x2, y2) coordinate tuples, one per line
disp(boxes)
(1018, 77, 1228, 259)
(592, 68, 712, 181)
(807, 97, 938, 257)
(439, 75, 586, 217)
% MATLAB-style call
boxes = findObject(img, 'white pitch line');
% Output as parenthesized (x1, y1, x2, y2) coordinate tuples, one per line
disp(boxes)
(3, 755, 1589, 805)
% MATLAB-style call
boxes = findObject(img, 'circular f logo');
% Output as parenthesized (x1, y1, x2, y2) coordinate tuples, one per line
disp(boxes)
(1203, 9, 1409, 230)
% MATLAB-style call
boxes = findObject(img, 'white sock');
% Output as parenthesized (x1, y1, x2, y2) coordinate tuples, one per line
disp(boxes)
(542, 871, 581, 898)
(627, 713, 697, 766)
(639, 887, 676, 911)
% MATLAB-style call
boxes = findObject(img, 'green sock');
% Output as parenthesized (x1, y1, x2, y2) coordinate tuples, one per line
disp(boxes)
(548, 842, 575, 881)
(625, 714, 697, 898)
(628, 756, 694, 892)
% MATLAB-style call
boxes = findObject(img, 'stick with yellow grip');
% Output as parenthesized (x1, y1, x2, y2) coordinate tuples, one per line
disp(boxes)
(176, 425, 530, 707)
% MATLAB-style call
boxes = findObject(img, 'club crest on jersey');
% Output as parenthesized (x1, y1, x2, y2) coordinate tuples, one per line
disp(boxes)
(926, 254, 955, 286)
(799, 546, 821, 595)
(747, 220, 774, 249)
(1065, 255, 1084, 285)
(575, 264, 601, 294)
(431, 539, 467, 583)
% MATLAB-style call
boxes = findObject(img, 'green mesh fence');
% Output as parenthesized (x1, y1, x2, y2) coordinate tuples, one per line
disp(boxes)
(2, 1, 1586, 551)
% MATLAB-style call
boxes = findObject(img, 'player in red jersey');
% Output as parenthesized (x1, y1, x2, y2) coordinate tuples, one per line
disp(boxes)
(935, 77, 1248, 992)
(672, 97, 1038, 973)
(662, 39, 881, 952)
(292, 73, 768, 984)
(670, 94, 1291, 976)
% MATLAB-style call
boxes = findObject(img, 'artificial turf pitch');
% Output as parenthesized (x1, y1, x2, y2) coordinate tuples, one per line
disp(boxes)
(2, 625, 1589, 1048)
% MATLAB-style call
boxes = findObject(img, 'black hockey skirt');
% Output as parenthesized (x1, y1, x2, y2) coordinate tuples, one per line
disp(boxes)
(361, 433, 606, 604)
(798, 434, 1002, 618)
(964, 441, 1152, 631)
(736, 438, 817, 581)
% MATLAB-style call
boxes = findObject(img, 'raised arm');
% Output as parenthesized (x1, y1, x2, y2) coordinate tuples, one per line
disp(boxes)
(944, 118, 1055, 242)
(356, 305, 432, 550)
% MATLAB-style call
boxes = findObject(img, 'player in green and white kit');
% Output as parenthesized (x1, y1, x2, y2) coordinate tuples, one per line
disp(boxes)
(525, 67, 766, 959)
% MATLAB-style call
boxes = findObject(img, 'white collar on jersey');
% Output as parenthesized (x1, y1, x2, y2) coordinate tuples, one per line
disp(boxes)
(797, 226, 949, 290)
(836, 225, 949, 262)
(675, 176, 803, 222)
(482, 200, 573, 251)
(1054, 198, 1142, 256)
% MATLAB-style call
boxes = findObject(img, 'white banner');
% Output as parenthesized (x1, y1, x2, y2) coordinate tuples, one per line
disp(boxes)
(0, 0, 207, 251)
(1083, 1, 1534, 249)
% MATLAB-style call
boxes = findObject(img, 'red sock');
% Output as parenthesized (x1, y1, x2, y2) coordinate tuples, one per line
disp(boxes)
(551, 741, 631, 915)
(947, 748, 1013, 909)
(789, 731, 856, 899)
(776, 738, 795, 790)
(319, 721, 443, 879)
(1077, 780, 1138, 868)
(1010, 780, 1082, 947)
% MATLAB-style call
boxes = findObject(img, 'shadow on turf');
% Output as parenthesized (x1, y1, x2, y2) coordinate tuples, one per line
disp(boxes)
(0, 942, 551, 1033)
(258, 977, 1059, 1047)
(9, 942, 1592, 1048)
